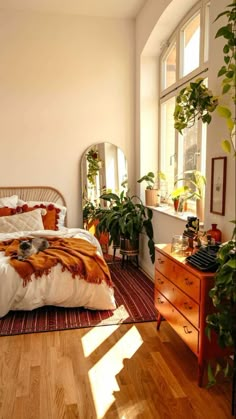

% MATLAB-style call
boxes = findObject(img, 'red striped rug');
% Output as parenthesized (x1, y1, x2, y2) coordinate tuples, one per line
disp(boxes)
(0, 261, 156, 336)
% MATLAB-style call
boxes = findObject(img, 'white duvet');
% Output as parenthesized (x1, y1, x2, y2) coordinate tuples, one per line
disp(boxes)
(0, 228, 116, 318)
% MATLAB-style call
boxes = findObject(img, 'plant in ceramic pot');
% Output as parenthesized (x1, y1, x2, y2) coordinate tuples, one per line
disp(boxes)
(137, 171, 166, 206)
(174, 170, 206, 220)
(96, 191, 155, 263)
(170, 186, 189, 213)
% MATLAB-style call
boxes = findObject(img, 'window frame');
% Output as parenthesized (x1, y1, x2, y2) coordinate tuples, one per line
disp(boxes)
(158, 0, 210, 210)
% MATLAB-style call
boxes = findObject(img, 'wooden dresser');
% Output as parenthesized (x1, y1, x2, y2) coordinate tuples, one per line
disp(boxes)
(154, 244, 228, 386)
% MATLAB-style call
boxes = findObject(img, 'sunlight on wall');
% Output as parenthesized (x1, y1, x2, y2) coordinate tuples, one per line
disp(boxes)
(88, 325, 143, 418)
(81, 304, 130, 357)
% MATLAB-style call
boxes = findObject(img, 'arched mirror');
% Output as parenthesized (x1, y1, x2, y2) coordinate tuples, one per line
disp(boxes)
(81, 142, 128, 232)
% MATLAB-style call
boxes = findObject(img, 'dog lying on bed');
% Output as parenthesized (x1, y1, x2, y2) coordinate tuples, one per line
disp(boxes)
(18, 238, 49, 260)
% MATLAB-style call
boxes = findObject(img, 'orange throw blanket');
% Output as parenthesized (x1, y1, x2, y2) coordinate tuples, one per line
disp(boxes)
(0, 237, 113, 287)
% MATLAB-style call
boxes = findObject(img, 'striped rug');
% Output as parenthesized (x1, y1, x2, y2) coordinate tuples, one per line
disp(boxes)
(0, 261, 156, 336)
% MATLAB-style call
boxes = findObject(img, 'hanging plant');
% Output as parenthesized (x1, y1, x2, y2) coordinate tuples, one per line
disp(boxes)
(86, 148, 102, 186)
(173, 1, 236, 157)
(174, 78, 218, 134)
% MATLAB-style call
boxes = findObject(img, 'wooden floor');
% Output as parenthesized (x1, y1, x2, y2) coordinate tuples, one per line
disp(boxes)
(0, 321, 233, 419)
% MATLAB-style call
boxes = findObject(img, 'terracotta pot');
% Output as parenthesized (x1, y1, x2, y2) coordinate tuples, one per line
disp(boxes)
(145, 189, 160, 206)
(173, 199, 187, 212)
(196, 198, 204, 222)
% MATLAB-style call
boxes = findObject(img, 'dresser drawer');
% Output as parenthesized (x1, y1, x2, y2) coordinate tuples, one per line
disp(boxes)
(155, 271, 199, 329)
(173, 264, 200, 303)
(155, 291, 199, 355)
(155, 250, 173, 278)
(155, 250, 200, 303)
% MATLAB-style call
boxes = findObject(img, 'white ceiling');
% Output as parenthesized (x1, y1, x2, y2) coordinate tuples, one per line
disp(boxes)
(0, 0, 147, 19)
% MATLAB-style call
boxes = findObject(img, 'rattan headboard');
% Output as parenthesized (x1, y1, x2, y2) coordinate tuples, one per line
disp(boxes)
(0, 186, 67, 226)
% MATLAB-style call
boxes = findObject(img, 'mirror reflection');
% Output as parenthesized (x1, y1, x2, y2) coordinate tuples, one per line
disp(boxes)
(81, 142, 128, 229)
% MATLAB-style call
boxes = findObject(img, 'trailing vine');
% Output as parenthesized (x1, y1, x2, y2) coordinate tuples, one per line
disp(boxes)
(173, 0, 236, 157)
(86, 148, 102, 186)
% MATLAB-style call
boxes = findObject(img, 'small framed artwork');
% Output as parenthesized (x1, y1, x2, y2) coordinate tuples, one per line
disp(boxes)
(210, 157, 227, 215)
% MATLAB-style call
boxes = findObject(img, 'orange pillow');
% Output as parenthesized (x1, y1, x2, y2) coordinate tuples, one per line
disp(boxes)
(0, 207, 13, 216)
(17, 204, 60, 230)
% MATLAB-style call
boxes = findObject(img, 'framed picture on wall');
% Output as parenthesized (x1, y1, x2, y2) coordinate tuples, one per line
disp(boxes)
(210, 157, 227, 215)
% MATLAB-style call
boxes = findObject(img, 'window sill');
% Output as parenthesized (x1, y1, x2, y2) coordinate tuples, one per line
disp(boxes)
(147, 204, 202, 223)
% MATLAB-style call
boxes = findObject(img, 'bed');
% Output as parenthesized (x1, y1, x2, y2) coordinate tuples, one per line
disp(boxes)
(0, 186, 116, 318)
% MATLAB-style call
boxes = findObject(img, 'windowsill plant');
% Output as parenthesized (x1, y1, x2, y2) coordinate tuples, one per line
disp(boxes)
(137, 171, 166, 206)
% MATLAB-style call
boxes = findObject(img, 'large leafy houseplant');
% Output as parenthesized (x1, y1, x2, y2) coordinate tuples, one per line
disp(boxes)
(205, 221, 236, 387)
(96, 191, 155, 263)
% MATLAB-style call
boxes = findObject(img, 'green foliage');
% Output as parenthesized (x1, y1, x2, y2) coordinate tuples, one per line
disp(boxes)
(173, 1, 236, 157)
(86, 148, 102, 186)
(205, 220, 236, 384)
(96, 191, 155, 263)
(171, 170, 206, 201)
(137, 171, 166, 190)
(174, 78, 218, 134)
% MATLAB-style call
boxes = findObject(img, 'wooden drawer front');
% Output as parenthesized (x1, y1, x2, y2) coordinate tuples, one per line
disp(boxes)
(155, 270, 173, 298)
(155, 291, 199, 355)
(155, 250, 173, 278)
(155, 273, 199, 329)
(171, 285, 199, 329)
(172, 265, 200, 303)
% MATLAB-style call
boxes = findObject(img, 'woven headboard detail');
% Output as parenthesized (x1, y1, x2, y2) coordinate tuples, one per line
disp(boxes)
(0, 186, 67, 226)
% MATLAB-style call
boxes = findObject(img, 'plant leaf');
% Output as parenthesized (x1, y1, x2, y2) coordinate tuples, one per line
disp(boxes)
(221, 139, 231, 153)
(222, 83, 231, 94)
(217, 105, 232, 118)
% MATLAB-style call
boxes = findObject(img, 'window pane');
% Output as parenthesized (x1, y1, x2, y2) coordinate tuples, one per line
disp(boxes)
(160, 97, 176, 197)
(162, 43, 176, 89)
(182, 13, 200, 76)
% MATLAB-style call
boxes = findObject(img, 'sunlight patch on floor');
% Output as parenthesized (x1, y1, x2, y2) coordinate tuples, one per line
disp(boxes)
(81, 304, 130, 357)
(88, 325, 143, 419)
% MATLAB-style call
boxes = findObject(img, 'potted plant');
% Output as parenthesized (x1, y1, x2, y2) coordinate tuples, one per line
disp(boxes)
(137, 171, 166, 206)
(170, 186, 189, 213)
(205, 220, 236, 391)
(173, 170, 206, 220)
(96, 191, 155, 263)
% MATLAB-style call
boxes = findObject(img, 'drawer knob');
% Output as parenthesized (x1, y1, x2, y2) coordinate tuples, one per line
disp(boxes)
(158, 258, 164, 264)
(183, 302, 192, 310)
(157, 297, 164, 304)
(157, 277, 164, 284)
(183, 325, 192, 334)
(184, 277, 193, 286)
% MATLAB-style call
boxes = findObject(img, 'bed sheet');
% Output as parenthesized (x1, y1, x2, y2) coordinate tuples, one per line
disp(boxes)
(0, 228, 116, 318)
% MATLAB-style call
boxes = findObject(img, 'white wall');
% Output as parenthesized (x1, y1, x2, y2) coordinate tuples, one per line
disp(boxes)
(136, 0, 236, 278)
(0, 10, 135, 227)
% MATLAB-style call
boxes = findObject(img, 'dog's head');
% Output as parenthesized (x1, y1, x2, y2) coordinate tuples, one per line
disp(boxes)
(19, 240, 33, 251)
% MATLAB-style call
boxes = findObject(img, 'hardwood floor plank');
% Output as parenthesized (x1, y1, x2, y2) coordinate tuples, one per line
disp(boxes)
(0, 321, 233, 419)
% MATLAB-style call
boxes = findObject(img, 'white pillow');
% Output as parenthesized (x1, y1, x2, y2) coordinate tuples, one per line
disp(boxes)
(17, 199, 67, 229)
(0, 208, 45, 233)
(0, 195, 18, 208)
